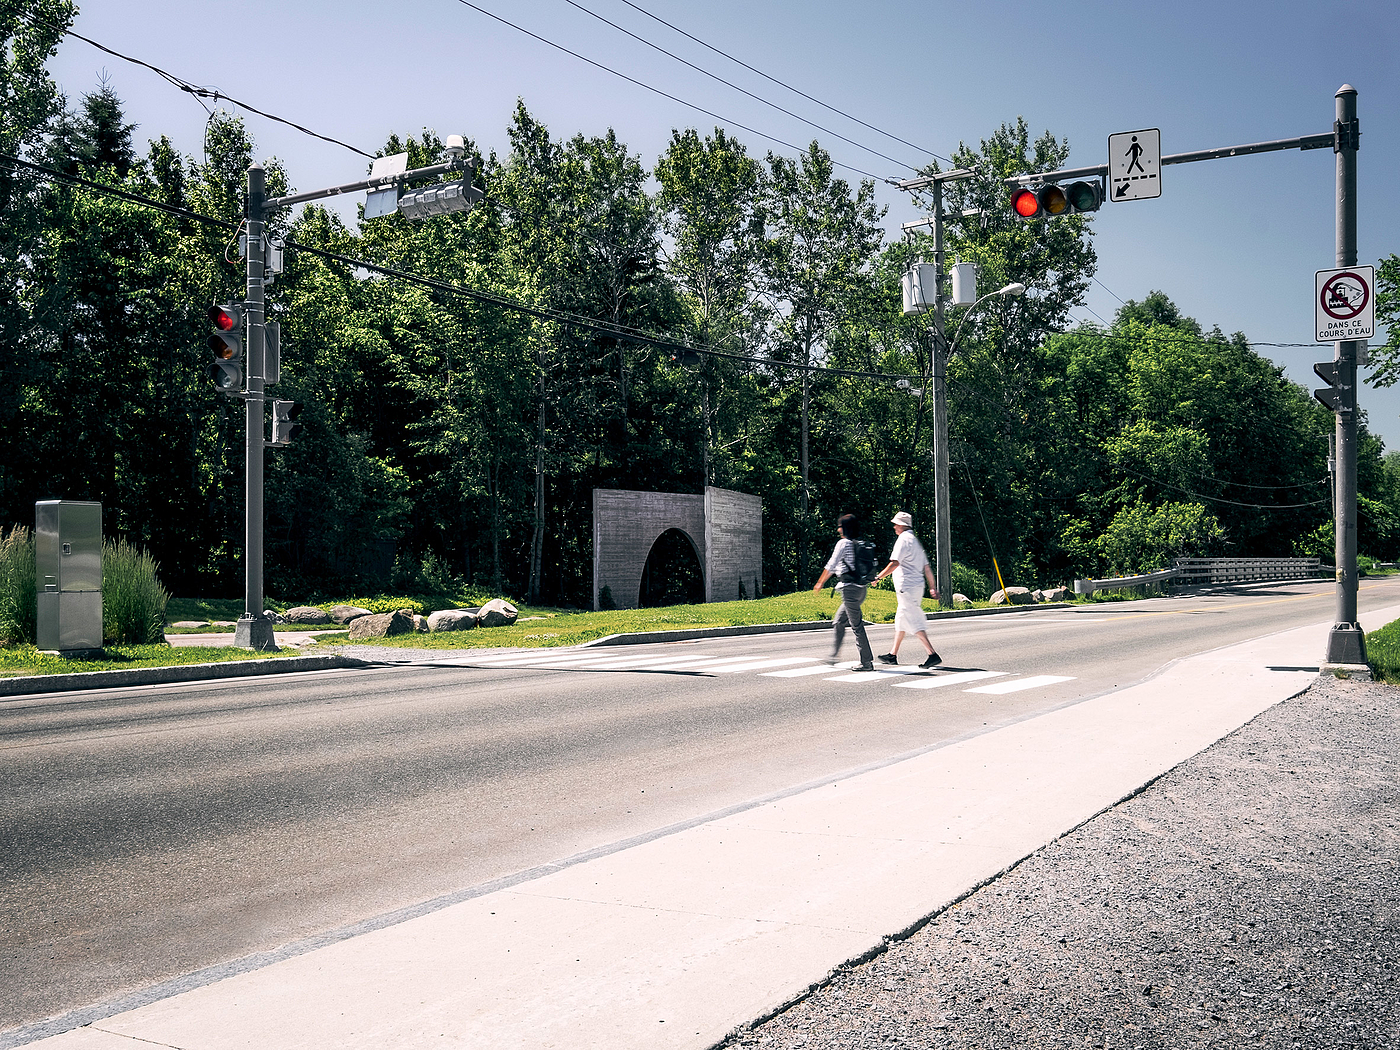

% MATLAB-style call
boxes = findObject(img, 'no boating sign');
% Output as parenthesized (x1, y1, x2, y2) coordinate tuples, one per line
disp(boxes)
(1315, 265, 1374, 342)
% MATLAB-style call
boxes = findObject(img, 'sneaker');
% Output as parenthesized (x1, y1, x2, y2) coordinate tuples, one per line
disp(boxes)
(855, 662, 875, 672)
(877, 653, 898, 665)
(920, 652, 942, 668)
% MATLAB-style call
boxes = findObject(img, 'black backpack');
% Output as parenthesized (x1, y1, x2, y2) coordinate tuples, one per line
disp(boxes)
(839, 540, 878, 586)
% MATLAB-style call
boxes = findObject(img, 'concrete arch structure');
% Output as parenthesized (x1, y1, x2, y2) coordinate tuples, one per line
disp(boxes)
(592, 487, 762, 610)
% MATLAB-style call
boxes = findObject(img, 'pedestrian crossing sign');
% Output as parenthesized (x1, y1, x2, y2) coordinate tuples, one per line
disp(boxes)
(1108, 128, 1161, 202)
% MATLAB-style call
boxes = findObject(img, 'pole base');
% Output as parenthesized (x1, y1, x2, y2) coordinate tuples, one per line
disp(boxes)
(1323, 622, 1367, 665)
(234, 614, 279, 652)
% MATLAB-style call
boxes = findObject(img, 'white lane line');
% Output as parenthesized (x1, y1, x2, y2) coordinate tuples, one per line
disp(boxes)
(891, 670, 1008, 690)
(708, 657, 816, 674)
(966, 674, 1076, 694)
(554, 653, 718, 670)
(762, 664, 854, 678)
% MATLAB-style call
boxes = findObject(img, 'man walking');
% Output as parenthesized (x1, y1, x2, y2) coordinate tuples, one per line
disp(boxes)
(811, 513, 875, 671)
(873, 511, 941, 668)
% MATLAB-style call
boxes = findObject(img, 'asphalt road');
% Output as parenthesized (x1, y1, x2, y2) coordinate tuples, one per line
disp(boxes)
(3, 578, 1398, 1032)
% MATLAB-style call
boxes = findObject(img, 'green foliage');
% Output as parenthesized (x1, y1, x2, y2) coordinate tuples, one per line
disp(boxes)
(102, 538, 169, 645)
(0, 526, 36, 644)
(951, 562, 992, 601)
(1098, 500, 1225, 576)
(0, 642, 282, 679)
(1365, 617, 1400, 683)
(1368, 254, 1400, 388)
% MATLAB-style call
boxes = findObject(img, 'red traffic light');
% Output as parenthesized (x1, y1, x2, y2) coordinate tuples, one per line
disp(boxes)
(208, 304, 242, 331)
(1011, 187, 1040, 218)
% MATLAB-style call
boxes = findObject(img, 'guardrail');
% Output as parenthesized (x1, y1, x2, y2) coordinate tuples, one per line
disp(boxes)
(1170, 557, 1322, 585)
(1073, 557, 1326, 597)
(1073, 568, 1179, 596)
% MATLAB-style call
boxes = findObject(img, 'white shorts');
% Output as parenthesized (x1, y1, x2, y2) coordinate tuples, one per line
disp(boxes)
(894, 587, 927, 634)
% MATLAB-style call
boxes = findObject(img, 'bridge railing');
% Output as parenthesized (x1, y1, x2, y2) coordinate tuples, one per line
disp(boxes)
(1073, 557, 1325, 597)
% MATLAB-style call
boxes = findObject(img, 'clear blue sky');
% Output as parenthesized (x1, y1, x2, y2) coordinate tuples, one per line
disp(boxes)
(53, 0, 1400, 443)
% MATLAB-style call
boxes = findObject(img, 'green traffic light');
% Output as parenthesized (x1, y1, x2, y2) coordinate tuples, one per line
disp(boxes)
(1065, 181, 1101, 212)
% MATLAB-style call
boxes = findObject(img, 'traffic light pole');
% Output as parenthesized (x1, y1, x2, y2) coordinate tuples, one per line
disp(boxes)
(1325, 85, 1365, 666)
(233, 164, 276, 651)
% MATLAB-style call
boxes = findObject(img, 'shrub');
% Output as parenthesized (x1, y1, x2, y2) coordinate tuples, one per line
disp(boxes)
(103, 538, 170, 645)
(0, 526, 36, 645)
(951, 562, 992, 601)
(1366, 617, 1400, 682)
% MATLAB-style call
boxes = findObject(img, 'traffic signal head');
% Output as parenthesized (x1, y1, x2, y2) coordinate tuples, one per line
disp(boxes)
(669, 348, 701, 368)
(270, 399, 303, 445)
(1010, 180, 1102, 220)
(208, 303, 244, 394)
(397, 160, 484, 221)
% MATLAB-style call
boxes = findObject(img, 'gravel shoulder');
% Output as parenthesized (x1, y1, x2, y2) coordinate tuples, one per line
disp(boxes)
(729, 675, 1400, 1050)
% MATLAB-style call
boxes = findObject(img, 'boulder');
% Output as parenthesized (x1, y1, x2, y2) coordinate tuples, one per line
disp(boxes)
(477, 598, 519, 628)
(989, 586, 1035, 606)
(283, 606, 332, 625)
(951, 593, 974, 609)
(427, 609, 478, 632)
(1039, 585, 1070, 602)
(413, 614, 429, 632)
(263, 609, 285, 624)
(329, 604, 373, 624)
(170, 621, 207, 630)
(347, 609, 417, 641)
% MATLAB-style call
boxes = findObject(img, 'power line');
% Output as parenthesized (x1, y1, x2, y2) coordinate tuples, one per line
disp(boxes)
(617, 0, 950, 164)
(559, 0, 918, 171)
(12, 6, 375, 159)
(452, 0, 892, 184)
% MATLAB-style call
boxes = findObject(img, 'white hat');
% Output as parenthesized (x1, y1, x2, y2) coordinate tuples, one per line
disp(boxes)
(891, 511, 914, 528)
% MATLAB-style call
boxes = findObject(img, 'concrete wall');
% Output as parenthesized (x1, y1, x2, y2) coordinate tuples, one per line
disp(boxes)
(592, 486, 762, 610)
(704, 486, 762, 602)
(593, 489, 705, 611)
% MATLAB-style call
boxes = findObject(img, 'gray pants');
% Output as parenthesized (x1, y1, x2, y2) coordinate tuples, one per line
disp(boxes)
(831, 585, 873, 666)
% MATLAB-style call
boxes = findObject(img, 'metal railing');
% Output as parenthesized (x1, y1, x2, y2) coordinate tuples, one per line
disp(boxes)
(1170, 557, 1323, 585)
(1073, 557, 1326, 596)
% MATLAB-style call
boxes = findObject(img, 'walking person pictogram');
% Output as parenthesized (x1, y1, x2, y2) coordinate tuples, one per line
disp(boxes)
(1126, 135, 1146, 174)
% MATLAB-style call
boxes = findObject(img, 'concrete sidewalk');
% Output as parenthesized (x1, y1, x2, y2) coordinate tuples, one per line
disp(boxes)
(21, 607, 1389, 1050)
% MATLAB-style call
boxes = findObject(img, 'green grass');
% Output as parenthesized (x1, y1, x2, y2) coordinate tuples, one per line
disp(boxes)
(316, 589, 919, 651)
(0, 643, 293, 679)
(164, 597, 254, 623)
(1365, 617, 1400, 682)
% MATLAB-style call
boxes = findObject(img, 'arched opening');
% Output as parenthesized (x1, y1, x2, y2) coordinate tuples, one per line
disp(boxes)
(638, 528, 705, 607)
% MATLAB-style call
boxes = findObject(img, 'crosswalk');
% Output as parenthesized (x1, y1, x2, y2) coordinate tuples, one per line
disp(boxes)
(448, 648, 1076, 697)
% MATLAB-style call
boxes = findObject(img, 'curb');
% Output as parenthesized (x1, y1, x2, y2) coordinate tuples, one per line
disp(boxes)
(0, 654, 370, 699)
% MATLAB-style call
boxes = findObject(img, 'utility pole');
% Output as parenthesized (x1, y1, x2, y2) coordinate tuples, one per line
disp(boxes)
(228, 140, 480, 649)
(1324, 84, 1365, 666)
(895, 169, 977, 608)
(233, 165, 275, 651)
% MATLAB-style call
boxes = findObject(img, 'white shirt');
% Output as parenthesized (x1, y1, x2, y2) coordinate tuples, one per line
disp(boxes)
(890, 531, 928, 592)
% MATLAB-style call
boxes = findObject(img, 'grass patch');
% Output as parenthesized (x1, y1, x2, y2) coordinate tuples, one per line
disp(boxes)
(165, 597, 253, 623)
(1365, 617, 1400, 682)
(318, 589, 914, 651)
(0, 643, 290, 679)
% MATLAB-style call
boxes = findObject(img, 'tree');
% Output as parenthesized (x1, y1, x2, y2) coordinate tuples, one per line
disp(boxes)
(758, 141, 885, 585)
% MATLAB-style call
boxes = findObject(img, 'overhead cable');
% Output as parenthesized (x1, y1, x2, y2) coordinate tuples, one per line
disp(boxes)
(559, 0, 918, 171)
(452, 0, 891, 183)
(617, 0, 950, 164)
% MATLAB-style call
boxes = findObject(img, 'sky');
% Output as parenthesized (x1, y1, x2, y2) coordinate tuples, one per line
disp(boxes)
(47, 0, 1400, 444)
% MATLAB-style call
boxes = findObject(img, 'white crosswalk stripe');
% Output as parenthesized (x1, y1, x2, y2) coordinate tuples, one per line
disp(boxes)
(761, 664, 853, 678)
(891, 670, 1009, 690)
(965, 674, 1076, 694)
(454, 649, 1077, 696)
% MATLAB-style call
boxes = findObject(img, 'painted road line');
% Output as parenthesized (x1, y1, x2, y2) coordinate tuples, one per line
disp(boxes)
(892, 670, 1009, 690)
(966, 674, 1076, 694)
(761, 664, 855, 678)
(707, 657, 817, 674)
(823, 667, 927, 682)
